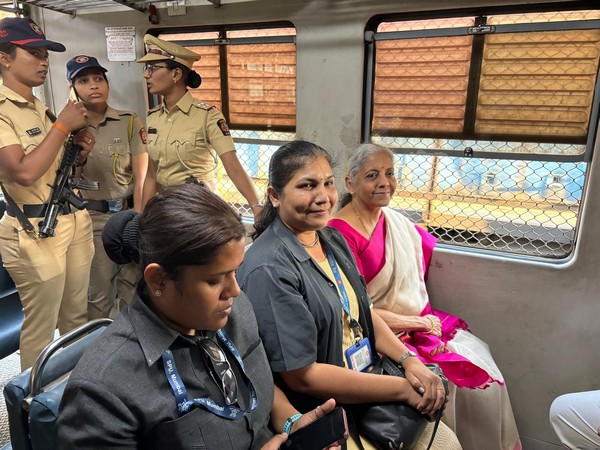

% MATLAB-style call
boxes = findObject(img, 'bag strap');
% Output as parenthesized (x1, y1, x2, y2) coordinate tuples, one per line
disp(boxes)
(0, 182, 36, 234)
(425, 407, 444, 450)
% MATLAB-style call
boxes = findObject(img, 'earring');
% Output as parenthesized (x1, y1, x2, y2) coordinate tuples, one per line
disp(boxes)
(154, 289, 162, 297)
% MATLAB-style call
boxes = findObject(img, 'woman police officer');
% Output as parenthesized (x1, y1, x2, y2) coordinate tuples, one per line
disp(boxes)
(66, 54, 148, 319)
(137, 35, 263, 218)
(0, 17, 95, 370)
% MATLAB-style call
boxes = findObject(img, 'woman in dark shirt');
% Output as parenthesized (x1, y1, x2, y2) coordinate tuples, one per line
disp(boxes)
(58, 183, 338, 449)
(237, 141, 462, 450)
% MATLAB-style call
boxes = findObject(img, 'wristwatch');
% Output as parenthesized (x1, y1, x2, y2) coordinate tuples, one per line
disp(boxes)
(398, 350, 417, 367)
(250, 201, 264, 209)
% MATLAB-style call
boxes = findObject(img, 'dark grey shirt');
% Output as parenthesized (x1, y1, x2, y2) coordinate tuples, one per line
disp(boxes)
(57, 291, 274, 449)
(236, 218, 376, 412)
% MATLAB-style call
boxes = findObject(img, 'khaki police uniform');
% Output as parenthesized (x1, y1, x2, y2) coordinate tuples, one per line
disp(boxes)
(0, 85, 94, 370)
(146, 92, 235, 188)
(81, 107, 147, 319)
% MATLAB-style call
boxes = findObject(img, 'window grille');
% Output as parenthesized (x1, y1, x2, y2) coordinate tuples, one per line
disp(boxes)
(366, 8, 600, 258)
(154, 26, 297, 218)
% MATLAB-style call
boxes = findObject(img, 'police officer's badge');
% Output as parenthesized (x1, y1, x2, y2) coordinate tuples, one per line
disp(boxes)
(29, 22, 43, 36)
(217, 119, 230, 136)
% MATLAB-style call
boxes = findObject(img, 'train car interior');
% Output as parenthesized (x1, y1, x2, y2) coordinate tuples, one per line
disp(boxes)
(0, 0, 598, 449)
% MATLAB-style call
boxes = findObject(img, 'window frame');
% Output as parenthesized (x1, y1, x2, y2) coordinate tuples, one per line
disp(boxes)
(363, 5, 600, 165)
(362, 3, 600, 260)
(145, 21, 297, 133)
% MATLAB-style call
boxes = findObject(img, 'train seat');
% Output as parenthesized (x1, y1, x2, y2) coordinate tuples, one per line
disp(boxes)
(3, 319, 112, 450)
(0, 257, 23, 361)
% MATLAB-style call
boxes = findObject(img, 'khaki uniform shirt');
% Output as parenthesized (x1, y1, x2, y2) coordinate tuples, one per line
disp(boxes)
(0, 85, 60, 205)
(146, 91, 235, 187)
(81, 107, 147, 201)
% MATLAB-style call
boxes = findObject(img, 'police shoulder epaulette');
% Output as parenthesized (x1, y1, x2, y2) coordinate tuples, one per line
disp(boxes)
(193, 101, 213, 111)
(148, 105, 161, 115)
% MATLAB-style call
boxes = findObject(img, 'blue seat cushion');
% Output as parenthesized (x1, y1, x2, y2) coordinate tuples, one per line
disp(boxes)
(3, 327, 106, 450)
(29, 377, 68, 450)
(0, 290, 23, 360)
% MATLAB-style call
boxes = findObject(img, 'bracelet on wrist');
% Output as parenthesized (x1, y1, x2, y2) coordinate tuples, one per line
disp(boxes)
(250, 200, 264, 209)
(398, 350, 417, 367)
(428, 317, 435, 333)
(283, 413, 302, 434)
(53, 121, 70, 137)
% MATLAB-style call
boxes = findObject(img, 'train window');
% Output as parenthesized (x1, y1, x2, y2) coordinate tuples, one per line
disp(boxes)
(365, 8, 600, 258)
(154, 25, 297, 218)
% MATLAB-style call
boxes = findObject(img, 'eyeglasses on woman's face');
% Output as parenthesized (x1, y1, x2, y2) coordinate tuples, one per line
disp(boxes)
(143, 63, 170, 75)
(198, 338, 239, 406)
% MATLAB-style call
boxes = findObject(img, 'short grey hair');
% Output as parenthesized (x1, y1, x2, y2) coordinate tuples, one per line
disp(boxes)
(339, 143, 394, 208)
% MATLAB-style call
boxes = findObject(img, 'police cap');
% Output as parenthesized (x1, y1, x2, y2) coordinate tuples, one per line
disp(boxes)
(0, 17, 65, 52)
(137, 34, 200, 69)
(66, 55, 107, 81)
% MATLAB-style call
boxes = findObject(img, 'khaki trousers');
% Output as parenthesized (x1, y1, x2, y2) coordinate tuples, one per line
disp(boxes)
(87, 211, 140, 320)
(0, 209, 94, 370)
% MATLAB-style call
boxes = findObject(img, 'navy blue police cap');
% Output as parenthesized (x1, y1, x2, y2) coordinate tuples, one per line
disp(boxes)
(66, 55, 107, 81)
(0, 17, 65, 52)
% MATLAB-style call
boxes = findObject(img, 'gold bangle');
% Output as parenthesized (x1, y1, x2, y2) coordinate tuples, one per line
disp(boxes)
(53, 121, 69, 137)
(428, 317, 435, 333)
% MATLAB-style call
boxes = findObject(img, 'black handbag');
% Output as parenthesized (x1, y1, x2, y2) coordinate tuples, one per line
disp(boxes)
(354, 356, 448, 450)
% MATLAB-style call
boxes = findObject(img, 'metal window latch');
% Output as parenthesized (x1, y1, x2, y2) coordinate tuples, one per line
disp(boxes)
(467, 25, 496, 35)
(214, 38, 230, 45)
(464, 147, 474, 157)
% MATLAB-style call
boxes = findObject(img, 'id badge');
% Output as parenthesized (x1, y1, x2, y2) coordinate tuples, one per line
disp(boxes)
(345, 337, 373, 372)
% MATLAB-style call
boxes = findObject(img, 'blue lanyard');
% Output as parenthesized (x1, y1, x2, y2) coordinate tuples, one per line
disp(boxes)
(162, 329, 258, 419)
(324, 246, 363, 342)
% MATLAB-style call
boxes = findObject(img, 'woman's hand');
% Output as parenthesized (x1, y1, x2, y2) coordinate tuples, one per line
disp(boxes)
(430, 341, 445, 356)
(56, 100, 88, 133)
(402, 358, 447, 416)
(262, 399, 341, 450)
(72, 129, 95, 160)
(422, 314, 442, 337)
(289, 398, 337, 434)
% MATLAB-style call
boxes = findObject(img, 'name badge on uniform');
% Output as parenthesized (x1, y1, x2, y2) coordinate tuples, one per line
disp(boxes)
(346, 337, 373, 372)
(147, 127, 158, 134)
(26, 127, 42, 137)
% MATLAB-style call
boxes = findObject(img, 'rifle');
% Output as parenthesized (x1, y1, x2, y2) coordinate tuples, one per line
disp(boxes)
(38, 132, 98, 238)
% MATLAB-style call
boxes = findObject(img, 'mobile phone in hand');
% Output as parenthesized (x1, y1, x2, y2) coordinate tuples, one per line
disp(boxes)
(281, 407, 349, 450)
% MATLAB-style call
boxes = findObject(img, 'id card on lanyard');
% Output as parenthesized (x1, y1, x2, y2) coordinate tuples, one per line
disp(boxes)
(324, 246, 374, 372)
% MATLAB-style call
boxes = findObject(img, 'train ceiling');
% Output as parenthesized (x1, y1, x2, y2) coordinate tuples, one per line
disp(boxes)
(0, 0, 224, 16)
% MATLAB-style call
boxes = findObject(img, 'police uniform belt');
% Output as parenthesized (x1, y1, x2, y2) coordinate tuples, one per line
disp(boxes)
(86, 199, 125, 214)
(6, 203, 71, 218)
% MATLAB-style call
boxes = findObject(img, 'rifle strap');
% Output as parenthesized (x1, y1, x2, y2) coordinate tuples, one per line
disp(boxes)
(0, 182, 36, 234)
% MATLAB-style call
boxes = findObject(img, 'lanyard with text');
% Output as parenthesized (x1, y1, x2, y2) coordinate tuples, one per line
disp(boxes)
(325, 246, 363, 341)
(162, 329, 258, 419)
(325, 246, 374, 372)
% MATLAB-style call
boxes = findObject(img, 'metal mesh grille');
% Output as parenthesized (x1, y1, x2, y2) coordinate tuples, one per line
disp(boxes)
(369, 10, 600, 258)
(373, 136, 584, 258)
(214, 130, 295, 218)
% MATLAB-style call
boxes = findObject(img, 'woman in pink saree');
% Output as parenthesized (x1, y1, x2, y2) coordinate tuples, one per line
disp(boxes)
(328, 143, 521, 450)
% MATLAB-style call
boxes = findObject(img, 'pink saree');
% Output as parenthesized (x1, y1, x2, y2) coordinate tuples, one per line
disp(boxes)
(329, 208, 522, 450)
(329, 211, 501, 389)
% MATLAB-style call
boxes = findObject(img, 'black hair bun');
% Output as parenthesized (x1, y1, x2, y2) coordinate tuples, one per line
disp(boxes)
(102, 210, 140, 264)
(188, 70, 202, 88)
